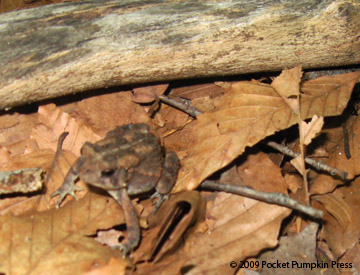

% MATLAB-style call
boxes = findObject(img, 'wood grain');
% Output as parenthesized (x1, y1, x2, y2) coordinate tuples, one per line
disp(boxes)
(0, 0, 359, 110)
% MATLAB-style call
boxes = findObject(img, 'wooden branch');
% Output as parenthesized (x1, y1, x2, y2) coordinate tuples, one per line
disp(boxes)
(0, 0, 359, 110)
(201, 180, 323, 219)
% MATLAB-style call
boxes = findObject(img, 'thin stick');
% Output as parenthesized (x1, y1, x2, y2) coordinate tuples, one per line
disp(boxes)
(201, 180, 323, 219)
(159, 95, 201, 117)
(45, 132, 69, 183)
(265, 141, 348, 180)
(342, 122, 351, 159)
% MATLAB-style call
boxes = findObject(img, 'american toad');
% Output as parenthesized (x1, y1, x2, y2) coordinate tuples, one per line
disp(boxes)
(51, 123, 179, 256)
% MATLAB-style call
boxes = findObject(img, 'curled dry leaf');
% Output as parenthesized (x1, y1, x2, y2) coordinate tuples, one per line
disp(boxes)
(174, 71, 360, 192)
(313, 177, 360, 258)
(0, 192, 127, 275)
(31, 103, 101, 156)
(133, 191, 204, 263)
(136, 192, 291, 274)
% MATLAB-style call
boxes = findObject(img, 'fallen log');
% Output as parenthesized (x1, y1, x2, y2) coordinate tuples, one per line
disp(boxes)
(0, 0, 359, 110)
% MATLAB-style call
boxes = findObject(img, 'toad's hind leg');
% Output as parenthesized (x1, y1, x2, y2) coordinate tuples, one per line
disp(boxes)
(151, 150, 180, 213)
(108, 189, 140, 257)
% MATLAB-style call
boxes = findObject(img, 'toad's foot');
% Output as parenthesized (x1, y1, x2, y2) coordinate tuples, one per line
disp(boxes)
(150, 192, 170, 214)
(113, 239, 139, 258)
(51, 182, 83, 208)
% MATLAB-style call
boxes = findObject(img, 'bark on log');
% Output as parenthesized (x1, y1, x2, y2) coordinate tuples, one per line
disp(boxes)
(0, 0, 359, 110)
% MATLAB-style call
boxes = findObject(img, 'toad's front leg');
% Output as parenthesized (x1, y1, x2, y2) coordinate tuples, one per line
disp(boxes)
(108, 188, 140, 257)
(51, 157, 85, 208)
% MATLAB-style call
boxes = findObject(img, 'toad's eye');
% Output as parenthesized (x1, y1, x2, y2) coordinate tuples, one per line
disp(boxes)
(101, 169, 115, 177)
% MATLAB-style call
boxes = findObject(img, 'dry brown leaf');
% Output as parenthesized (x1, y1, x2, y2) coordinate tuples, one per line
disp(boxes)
(310, 115, 360, 194)
(259, 223, 323, 275)
(171, 82, 224, 113)
(153, 103, 190, 139)
(301, 115, 324, 145)
(236, 151, 288, 194)
(84, 257, 127, 275)
(0, 192, 127, 275)
(155, 83, 224, 138)
(0, 112, 38, 155)
(135, 192, 291, 274)
(77, 91, 150, 134)
(132, 84, 169, 103)
(171, 83, 224, 101)
(313, 177, 360, 258)
(0, 196, 40, 216)
(299, 72, 359, 118)
(174, 71, 360, 192)
(284, 174, 303, 194)
(31, 103, 101, 156)
(290, 155, 306, 176)
(271, 66, 303, 114)
(0, 149, 54, 172)
(338, 242, 360, 273)
(0, 147, 81, 214)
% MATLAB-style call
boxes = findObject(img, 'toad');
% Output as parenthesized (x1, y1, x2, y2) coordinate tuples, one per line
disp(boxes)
(51, 123, 179, 256)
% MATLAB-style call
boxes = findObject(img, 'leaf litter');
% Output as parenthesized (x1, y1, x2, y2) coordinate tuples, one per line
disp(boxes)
(0, 69, 359, 274)
(174, 70, 360, 191)
(0, 192, 128, 274)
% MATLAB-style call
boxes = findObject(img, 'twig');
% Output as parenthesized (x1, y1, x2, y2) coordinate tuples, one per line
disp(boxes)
(265, 141, 348, 180)
(45, 132, 69, 183)
(342, 122, 351, 159)
(159, 95, 201, 117)
(200, 180, 323, 219)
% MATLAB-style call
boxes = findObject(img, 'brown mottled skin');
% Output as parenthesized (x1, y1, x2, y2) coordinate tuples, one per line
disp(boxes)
(52, 124, 179, 256)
